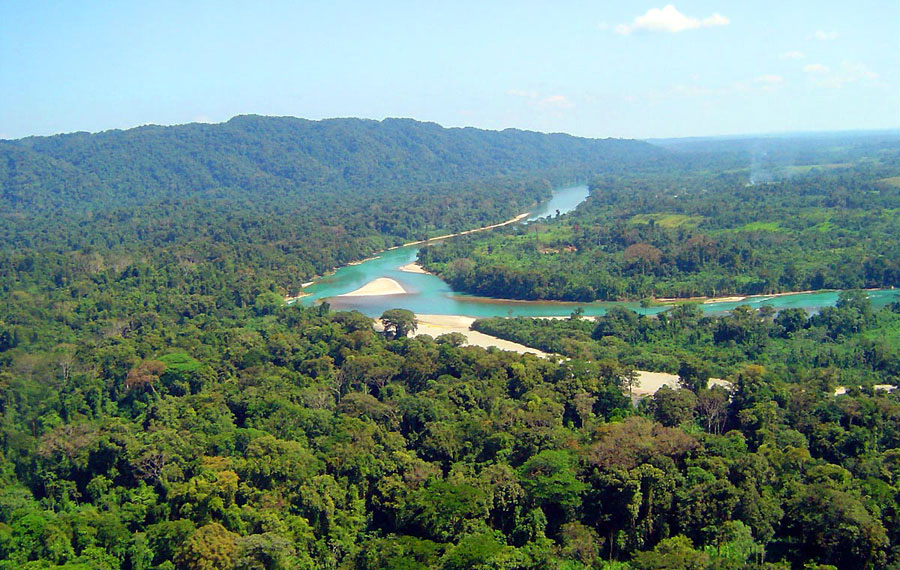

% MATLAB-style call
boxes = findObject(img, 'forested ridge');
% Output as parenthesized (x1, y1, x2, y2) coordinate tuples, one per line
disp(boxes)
(0, 116, 661, 299)
(1, 123, 899, 568)
(418, 134, 900, 302)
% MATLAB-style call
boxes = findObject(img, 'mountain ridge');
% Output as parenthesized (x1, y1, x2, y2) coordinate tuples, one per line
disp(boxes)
(1, 115, 662, 217)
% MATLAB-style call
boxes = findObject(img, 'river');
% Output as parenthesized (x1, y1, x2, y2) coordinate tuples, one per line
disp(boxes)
(296, 184, 900, 317)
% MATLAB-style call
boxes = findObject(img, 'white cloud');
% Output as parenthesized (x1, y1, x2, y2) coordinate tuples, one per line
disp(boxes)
(540, 95, 575, 109)
(779, 50, 806, 60)
(192, 115, 212, 124)
(843, 62, 878, 81)
(597, 21, 609, 31)
(702, 13, 730, 27)
(616, 4, 730, 35)
(804, 62, 879, 88)
(674, 84, 723, 97)
(653, 74, 786, 100)
(756, 75, 784, 84)
(813, 30, 838, 41)
(507, 90, 575, 111)
(507, 89, 537, 99)
(803, 63, 830, 73)
(753, 75, 784, 92)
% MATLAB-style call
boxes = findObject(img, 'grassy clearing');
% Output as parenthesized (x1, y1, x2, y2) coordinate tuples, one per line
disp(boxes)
(630, 213, 704, 229)
(740, 221, 782, 232)
(877, 176, 900, 188)
(785, 162, 852, 175)
(811, 220, 836, 233)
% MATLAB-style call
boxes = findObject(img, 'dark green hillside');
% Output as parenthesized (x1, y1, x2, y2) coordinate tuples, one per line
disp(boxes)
(0, 117, 661, 292)
(3, 116, 660, 217)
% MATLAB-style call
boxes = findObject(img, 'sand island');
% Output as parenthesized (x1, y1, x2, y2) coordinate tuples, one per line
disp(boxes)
(338, 278, 408, 297)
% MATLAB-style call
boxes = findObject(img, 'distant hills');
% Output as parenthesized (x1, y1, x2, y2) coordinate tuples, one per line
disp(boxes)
(0, 115, 662, 217)
(0, 116, 665, 283)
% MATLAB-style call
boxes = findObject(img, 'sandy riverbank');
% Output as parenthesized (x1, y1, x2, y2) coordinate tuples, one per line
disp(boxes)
(410, 315, 732, 397)
(402, 212, 530, 247)
(655, 289, 840, 306)
(295, 210, 532, 291)
(399, 262, 430, 274)
(375, 311, 743, 400)
(411, 314, 550, 356)
(703, 296, 747, 304)
(283, 282, 319, 302)
(339, 278, 408, 297)
(347, 255, 381, 266)
(284, 292, 310, 303)
(655, 295, 748, 304)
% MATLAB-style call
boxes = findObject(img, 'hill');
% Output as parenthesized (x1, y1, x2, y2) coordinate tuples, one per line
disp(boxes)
(1, 115, 660, 217)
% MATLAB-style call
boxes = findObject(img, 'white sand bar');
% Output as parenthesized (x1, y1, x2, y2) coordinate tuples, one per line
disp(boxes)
(412, 314, 550, 356)
(339, 278, 408, 297)
(632, 371, 680, 397)
(399, 262, 430, 274)
(402, 213, 530, 247)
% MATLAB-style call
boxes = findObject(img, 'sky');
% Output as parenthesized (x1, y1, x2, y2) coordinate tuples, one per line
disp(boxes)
(1, 1, 898, 140)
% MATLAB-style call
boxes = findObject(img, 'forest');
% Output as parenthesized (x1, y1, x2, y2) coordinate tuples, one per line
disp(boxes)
(1, 116, 659, 298)
(418, 133, 900, 301)
(0, 122, 899, 568)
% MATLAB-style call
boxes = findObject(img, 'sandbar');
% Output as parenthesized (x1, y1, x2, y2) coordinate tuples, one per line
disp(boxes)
(703, 296, 747, 304)
(656, 295, 747, 304)
(284, 292, 310, 303)
(630, 371, 680, 397)
(383, 313, 740, 398)
(402, 212, 530, 247)
(399, 262, 430, 274)
(408, 314, 550, 356)
(339, 278, 408, 297)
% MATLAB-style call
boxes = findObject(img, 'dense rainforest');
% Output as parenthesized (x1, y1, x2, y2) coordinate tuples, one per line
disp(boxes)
(418, 133, 900, 301)
(0, 116, 660, 298)
(0, 121, 899, 568)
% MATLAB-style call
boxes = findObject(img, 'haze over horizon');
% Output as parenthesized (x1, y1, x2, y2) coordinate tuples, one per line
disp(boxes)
(2, 1, 898, 141)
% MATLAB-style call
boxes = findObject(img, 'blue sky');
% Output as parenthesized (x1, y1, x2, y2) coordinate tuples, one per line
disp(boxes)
(1, 1, 897, 139)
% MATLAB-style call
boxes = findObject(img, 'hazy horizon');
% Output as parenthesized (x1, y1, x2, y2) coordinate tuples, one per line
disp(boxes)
(3, 112, 899, 144)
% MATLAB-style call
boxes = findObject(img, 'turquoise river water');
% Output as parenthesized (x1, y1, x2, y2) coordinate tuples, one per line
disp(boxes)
(297, 184, 900, 317)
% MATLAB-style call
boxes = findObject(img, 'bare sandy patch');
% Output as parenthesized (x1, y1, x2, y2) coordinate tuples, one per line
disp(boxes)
(284, 292, 310, 303)
(339, 278, 407, 297)
(629, 372, 731, 400)
(703, 296, 747, 304)
(378, 312, 740, 399)
(836, 384, 898, 396)
(410, 314, 550, 356)
(656, 295, 747, 304)
(402, 212, 530, 246)
(631, 371, 680, 397)
(399, 262, 430, 274)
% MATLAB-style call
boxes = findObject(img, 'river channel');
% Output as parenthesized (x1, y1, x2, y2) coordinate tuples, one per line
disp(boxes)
(296, 184, 900, 317)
